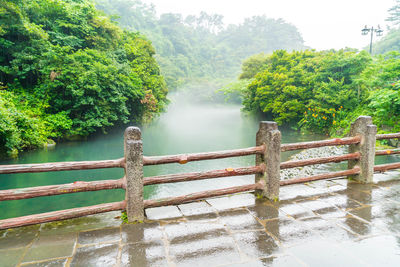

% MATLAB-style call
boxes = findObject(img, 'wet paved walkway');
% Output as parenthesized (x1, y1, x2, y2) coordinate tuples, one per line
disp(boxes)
(2, 172, 400, 266)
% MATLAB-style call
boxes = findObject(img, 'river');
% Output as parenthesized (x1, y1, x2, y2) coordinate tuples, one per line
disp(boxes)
(0, 91, 398, 219)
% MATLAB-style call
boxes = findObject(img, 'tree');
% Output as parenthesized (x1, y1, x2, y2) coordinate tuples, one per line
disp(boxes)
(0, 0, 167, 157)
(239, 53, 269, 80)
(241, 50, 372, 131)
(387, 0, 400, 25)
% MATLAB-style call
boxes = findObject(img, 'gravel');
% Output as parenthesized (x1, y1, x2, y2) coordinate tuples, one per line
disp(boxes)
(280, 145, 347, 180)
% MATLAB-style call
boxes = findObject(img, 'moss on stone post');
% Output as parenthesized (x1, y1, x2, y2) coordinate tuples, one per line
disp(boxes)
(124, 127, 144, 222)
(348, 116, 377, 183)
(256, 121, 281, 200)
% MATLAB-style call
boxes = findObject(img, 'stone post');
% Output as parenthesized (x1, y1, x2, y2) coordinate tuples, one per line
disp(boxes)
(124, 127, 144, 222)
(348, 116, 377, 183)
(256, 121, 281, 200)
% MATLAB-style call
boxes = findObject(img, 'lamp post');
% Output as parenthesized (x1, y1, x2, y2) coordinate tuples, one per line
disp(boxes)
(361, 25, 383, 54)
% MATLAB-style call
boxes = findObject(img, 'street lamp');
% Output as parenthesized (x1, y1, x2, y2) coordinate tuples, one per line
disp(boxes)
(361, 25, 383, 54)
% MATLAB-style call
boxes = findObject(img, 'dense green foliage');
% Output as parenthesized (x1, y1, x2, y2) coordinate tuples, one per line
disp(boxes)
(95, 0, 307, 89)
(0, 0, 167, 157)
(238, 0, 400, 135)
(239, 49, 400, 135)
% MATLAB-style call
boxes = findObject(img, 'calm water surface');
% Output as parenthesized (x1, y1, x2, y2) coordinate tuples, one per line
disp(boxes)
(0, 91, 398, 219)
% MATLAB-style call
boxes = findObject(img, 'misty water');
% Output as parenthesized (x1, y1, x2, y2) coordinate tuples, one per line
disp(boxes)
(0, 90, 399, 220)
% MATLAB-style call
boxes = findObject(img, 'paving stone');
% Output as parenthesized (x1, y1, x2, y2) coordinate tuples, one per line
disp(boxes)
(287, 239, 367, 266)
(330, 178, 349, 186)
(344, 188, 373, 205)
(206, 193, 256, 210)
(335, 214, 374, 237)
(278, 202, 314, 219)
(347, 181, 376, 192)
(306, 180, 346, 194)
(348, 206, 374, 222)
(247, 204, 280, 221)
(219, 209, 264, 231)
(23, 233, 75, 262)
(279, 184, 321, 201)
(299, 216, 358, 242)
(22, 258, 68, 267)
(121, 222, 163, 244)
(339, 235, 400, 266)
(40, 211, 121, 236)
(185, 212, 218, 221)
(169, 232, 240, 267)
(164, 220, 226, 243)
(318, 193, 363, 211)
(70, 243, 119, 267)
(296, 199, 346, 219)
(332, 189, 372, 206)
(372, 183, 400, 203)
(373, 172, 400, 183)
(78, 227, 120, 245)
(327, 179, 347, 187)
(376, 177, 400, 189)
(178, 201, 216, 216)
(145, 206, 182, 220)
(351, 202, 400, 235)
(120, 240, 167, 267)
(222, 255, 305, 267)
(0, 247, 24, 267)
(264, 216, 321, 247)
(0, 225, 39, 250)
(233, 231, 279, 258)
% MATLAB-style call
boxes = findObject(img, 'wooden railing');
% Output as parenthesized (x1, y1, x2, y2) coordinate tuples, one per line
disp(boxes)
(1, 115, 400, 229)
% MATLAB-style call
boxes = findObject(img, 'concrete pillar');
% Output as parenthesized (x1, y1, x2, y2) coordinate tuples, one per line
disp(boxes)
(256, 121, 281, 200)
(348, 116, 377, 183)
(124, 127, 144, 221)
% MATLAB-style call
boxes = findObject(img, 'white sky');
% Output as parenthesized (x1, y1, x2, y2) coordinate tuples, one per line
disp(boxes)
(142, 0, 395, 50)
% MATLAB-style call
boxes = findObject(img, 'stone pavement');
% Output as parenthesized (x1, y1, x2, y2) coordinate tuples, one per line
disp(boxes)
(2, 171, 400, 267)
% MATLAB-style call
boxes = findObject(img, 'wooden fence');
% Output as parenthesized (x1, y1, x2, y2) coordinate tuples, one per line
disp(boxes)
(1, 115, 400, 229)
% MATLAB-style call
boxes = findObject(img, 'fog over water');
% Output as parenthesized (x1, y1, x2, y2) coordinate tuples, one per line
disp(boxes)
(142, 91, 260, 198)
(0, 89, 323, 218)
(141, 91, 327, 198)
(1, 87, 400, 219)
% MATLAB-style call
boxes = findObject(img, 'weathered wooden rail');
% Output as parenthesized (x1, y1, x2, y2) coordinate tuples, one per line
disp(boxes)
(0, 158, 125, 174)
(1, 115, 400, 229)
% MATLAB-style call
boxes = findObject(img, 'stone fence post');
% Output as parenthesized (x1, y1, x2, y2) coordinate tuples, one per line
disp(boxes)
(348, 116, 377, 183)
(256, 121, 281, 200)
(124, 127, 144, 222)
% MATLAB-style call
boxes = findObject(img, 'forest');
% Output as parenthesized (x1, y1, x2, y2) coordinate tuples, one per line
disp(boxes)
(0, 0, 306, 158)
(2, 0, 400, 158)
(95, 0, 306, 90)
